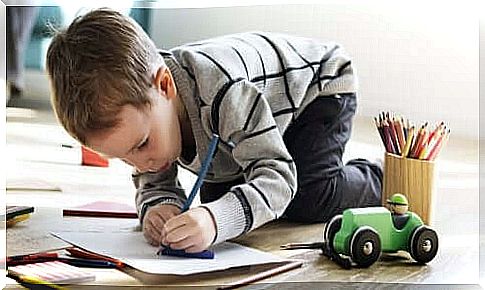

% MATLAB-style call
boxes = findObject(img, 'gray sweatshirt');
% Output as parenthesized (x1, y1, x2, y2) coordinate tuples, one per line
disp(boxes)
(133, 32, 356, 244)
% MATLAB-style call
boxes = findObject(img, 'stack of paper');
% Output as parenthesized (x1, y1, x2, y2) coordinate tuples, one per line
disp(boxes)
(9, 261, 95, 284)
(51, 232, 291, 275)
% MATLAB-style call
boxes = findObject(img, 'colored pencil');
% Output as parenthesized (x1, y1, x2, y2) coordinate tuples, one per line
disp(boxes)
(401, 126, 415, 157)
(181, 134, 219, 212)
(7, 269, 65, 289)
(388, 116, 401, 155)
(402, 117, 408, 140)
(374, 113, 448, 160)
(217, 261, 303, 290)
(280, 242, 325, 250)
(414, 125, 429, 159)
(395, 117, 405, 152)
(409, 123, 425, 158)
(427, 122, 444, 145)
(427, 129, 450, 161)
(66, 247, 124, 267)
(383, 121, 396, 154)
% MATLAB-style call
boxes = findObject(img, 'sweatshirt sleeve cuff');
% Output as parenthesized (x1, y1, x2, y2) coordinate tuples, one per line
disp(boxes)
(138, 197, 184, 225)
(200, 192, 248, 245)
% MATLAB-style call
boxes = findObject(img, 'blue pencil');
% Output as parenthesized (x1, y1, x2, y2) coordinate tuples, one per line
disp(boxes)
(157, 134, 219, 259)
(181, 134, 220, 212)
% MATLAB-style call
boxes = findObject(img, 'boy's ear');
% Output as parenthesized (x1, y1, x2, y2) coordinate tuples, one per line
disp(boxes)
(154, 66, 177, 100)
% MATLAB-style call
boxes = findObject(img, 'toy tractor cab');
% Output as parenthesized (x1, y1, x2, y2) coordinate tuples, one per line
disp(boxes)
(322, 194, 438, 268)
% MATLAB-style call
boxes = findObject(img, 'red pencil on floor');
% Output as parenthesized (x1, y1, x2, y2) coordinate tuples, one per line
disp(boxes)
(6, 252, 59, 266)
(65, 248, 124, 268)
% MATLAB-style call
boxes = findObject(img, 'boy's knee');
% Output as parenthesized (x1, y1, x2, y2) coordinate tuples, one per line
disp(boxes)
(284, 162, 383, 223)
(283, 178, 338, 223)
(284, 205, 340, 224)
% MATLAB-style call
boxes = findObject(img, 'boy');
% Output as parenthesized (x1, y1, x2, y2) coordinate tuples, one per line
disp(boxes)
(46, 9, 382, 253)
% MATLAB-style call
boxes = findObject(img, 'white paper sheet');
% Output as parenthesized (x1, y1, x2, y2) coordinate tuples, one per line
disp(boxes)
(51, 232, 290, 275)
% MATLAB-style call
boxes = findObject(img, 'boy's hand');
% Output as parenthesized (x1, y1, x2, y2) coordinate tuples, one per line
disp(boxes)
(142, 204, 181, 246)
(161, 207, 216, 253)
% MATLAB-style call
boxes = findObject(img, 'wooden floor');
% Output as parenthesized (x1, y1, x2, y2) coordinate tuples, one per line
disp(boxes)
(4, 97, 481, 288)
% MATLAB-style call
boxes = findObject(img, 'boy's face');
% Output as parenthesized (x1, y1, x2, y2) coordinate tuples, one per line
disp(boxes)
(87, 86, 182, 173)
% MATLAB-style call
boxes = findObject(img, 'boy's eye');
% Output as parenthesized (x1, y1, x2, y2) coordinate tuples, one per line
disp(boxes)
(137, 137, 149, 150)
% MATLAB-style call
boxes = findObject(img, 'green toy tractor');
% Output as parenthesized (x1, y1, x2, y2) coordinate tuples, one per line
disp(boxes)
(322, 205, 439, 268)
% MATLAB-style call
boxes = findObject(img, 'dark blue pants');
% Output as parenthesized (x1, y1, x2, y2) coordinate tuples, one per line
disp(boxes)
(282, 93, 382, 223)
(201, 93, 382, 223)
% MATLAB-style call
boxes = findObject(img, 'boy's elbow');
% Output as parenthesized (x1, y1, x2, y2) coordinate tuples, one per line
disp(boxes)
(285, 163, 298, 199)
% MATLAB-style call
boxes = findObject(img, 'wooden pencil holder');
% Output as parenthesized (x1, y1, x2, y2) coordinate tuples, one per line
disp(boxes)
(382, 153, 437, 225)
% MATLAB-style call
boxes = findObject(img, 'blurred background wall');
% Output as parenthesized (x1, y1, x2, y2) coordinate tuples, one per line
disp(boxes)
(13, 0, 481, 139)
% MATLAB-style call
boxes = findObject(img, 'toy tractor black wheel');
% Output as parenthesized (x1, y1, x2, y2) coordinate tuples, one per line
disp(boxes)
(409, 226, 439, 264)
(322, 214, 351, 269)
(350, 227, 381, 268)
(324, 214, 342, 252)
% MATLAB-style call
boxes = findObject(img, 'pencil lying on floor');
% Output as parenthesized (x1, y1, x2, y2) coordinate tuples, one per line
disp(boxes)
(7, 269, 65, 290)
(280, 242, 325, 250)
(65, 247, 124, 268)
(217, 261, 303, 290)
(374, 112, 449, 160)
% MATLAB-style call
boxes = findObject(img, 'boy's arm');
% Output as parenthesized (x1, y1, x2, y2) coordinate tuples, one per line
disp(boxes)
(133, 163, 187, 224)
(201, 79, 297, 244)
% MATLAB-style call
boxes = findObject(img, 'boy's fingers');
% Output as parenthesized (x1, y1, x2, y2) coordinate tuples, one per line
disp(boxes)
(149, 213, 166, 230)
(143, 225, 160, 245)
(155, 207, 176, 221)
(165, 225, 193, 244)
(163, 214, 188, 234)
(184, 245, 204, 253)
(167, 236, 194, 250)
(146, 217, 162, 234)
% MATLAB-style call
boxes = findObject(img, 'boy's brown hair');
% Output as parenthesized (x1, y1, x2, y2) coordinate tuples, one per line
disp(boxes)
(46, 8, 162, 144)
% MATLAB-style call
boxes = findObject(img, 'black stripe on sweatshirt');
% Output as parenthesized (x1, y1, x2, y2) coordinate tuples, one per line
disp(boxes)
(310, 45, 340, 92)
(273, 107, 298, 117)
(310, 45, 339, 92)
(244, 162, 295, 203)
(243, 157, 294, 174)
(196, 51, 232, 80)
(231, 36, 267, 89)
(241, 125, 277, 142)
(243, 92, 262, 131)
(181, 65, 196, 80)
(210, 77, 245, 135)
(251, 61, 319, 83)
(309, 60, 351, 88)
(139, 185, 182, 196)
(254, 33, 296, 119)
(285, 39, 319, 91)
(230, 46, 250, 79)
(248, 182, 272, 211)
(231, 188, 253, 233)
(158, 50, 172, 57)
